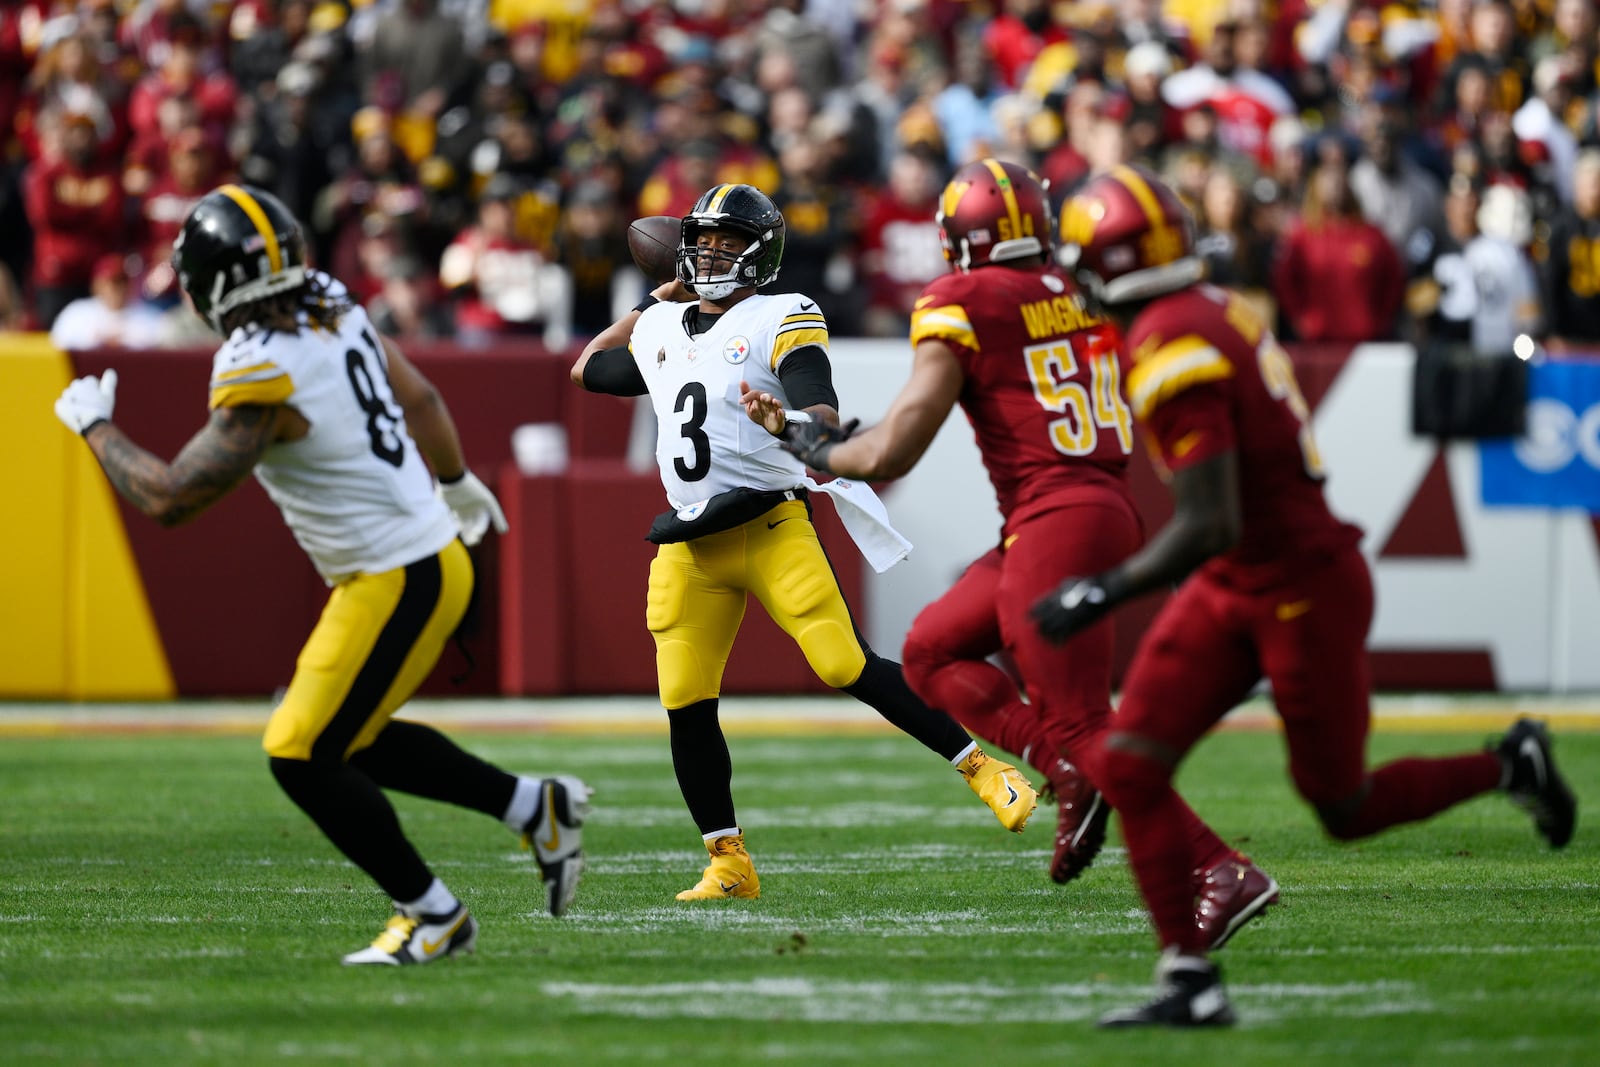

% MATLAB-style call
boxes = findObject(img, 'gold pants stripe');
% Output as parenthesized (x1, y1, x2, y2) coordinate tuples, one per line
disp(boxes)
(263, 539, 473, 761)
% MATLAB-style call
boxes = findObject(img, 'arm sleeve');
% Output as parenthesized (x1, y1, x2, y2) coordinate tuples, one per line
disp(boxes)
(581, 345, 648, 397)
(776, 345, 838, 411)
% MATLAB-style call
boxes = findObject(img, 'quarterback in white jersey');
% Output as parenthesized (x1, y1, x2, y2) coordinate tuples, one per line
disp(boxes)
(571, 183, 1037, 903)
(54, 184, 591, 966)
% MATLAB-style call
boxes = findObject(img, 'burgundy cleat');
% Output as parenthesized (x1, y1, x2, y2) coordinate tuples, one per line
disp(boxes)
(1045, 757, 1110, 884)
(1195, 855, 1279, 950)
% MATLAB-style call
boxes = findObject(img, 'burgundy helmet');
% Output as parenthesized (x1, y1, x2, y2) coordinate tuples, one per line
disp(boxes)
(1057, 164, 1203, 304)
(937, 158, 1053, 271)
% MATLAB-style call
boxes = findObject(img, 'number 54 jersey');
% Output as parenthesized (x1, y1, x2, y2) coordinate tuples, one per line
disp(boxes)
(207, 286, 456, 582)
(630, 293, 823, 510)
(911, 265, 1133, 532)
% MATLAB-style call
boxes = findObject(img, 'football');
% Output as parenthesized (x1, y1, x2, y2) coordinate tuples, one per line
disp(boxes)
(627, 215, 682, 283)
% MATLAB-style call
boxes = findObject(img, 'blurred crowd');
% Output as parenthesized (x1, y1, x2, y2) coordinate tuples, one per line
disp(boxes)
(3, 0, 1599, 354)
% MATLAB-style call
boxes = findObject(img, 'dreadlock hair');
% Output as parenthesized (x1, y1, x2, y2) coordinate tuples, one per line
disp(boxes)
(220, 270, 353, 337)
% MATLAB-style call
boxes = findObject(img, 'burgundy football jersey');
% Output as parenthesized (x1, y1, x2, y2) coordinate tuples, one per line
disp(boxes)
(910, 264, 1131, 528)
(1124, 283, 1362, 586)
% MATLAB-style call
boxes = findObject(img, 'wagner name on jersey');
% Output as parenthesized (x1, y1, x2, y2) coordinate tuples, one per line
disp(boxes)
(631, 292, 827, 513)
(206, 272, 457, 581)
(910, 265, 1132, 529)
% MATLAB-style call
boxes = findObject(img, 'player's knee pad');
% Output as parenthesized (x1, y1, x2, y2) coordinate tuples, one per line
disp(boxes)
(645, 554, 687, 634)
(262, 704, 316, 760)
(656, 638, 717, 709)
(798, 621, 868, 689)
(765, 541, 834, 619)
(1097, 742, 1174, 816)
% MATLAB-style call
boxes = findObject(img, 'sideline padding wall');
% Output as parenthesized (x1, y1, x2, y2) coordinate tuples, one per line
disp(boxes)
(2, 335, 174, 698)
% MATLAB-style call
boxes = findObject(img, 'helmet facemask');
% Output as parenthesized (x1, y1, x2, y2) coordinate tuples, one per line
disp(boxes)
(677, 219, 779, 300)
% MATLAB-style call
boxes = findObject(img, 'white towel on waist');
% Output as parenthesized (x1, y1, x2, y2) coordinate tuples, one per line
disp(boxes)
(803, 475, 912, 573)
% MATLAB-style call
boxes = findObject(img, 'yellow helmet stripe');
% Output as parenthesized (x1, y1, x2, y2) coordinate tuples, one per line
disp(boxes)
(982, 158, 1023, 241)
(216, 184, 283, 274)
(1110, 166, 1167, 232)
(705, 184, 736, 214)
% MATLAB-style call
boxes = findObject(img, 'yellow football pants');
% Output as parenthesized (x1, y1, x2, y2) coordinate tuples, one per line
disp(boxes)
(263, 539, 473, 762)
(647, 498, 868, 709)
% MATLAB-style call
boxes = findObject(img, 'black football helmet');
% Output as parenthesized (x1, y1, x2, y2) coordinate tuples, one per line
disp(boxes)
(677, 183, 785, 298)
(173, 183, 307, 333)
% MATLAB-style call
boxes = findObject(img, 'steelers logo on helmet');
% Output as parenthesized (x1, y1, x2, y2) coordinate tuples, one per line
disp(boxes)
(678, 184, 785, 300)
(173, 183, 307, 333)
(937, 158, 1054, 271)
(1057, 165, 1203, 305)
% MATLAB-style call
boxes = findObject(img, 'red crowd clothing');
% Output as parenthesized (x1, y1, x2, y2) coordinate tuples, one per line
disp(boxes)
(858, 192, 945, 321)
(23, 157, 126, 289)
(1103, 284, 1500, 954)
(1273, 216, 1403, 342)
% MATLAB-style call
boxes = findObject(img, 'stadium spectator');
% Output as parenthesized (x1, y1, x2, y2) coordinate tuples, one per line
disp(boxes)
(1195, 167, 1275, 298)
(1035, 166, 1577, 1029)
(858, 146, 947, 337)
(52, 183, 590, 966)
(367, 254, 455, 340)
(1274, 145, 1404, 342)
(769, 132, 862, 334)
(1420, 176, 1544, 355)
(360, 0, 464, 119)
(553, 181, 639, 340)
(1160, 17, 1294, 168)
(125, 14, 236, 148)
(313, 108, 429, 301)
(1351, 93, 1448, 274)
(1539, 149, 1600, 351)
(570, 182, 1039, 902)
(135, 126, 223, 304)
(48, 252, 163, 349)
(1512, 54, 1581, 206)
(23, 105, 126, 329)
(439, 174, 570, 347)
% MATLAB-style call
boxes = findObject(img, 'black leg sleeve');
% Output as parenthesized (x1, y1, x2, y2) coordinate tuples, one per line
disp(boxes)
(667, 698, 738, 835)
(844, 653, 972, 761)
(270, 756, 433, 903)
(349, 719, 518, 819)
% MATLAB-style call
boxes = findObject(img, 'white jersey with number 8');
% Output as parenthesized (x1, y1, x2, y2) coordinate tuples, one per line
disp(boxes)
(206, 274, 456, 582)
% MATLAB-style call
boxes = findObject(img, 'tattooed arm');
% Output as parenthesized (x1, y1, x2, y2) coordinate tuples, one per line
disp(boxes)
(82, 405, 286, 527)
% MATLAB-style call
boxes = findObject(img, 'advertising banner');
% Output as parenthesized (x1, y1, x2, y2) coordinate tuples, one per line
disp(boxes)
(1480, 360, 1600, 512)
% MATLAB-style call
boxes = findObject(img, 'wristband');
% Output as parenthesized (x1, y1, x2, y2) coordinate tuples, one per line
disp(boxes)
(632, 296, 660, 314)
(438, 469, 468, 485)
(782, 409, 814, 426)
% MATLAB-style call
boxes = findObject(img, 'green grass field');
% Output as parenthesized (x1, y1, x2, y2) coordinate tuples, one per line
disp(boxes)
(0, 712, 1594, 1065)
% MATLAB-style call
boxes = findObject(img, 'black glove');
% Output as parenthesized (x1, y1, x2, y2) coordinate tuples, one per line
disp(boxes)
(780, 417, 859, 472)
(1031, 574, 1120, 643)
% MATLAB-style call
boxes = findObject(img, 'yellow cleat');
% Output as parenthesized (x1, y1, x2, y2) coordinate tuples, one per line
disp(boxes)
(958, 749, 1039, 833)
(675, 833, 761, 900)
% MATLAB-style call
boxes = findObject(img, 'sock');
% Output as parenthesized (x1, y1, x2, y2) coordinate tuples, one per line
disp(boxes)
(270, 756, 433, 903)
(1326, 752, 1503, 840)
(668, 698, 738, 835)
(844, 654, 972, 760)
(903, 650, 1048, 768)
(1100, 747, 1206, 954)
(702, 826, 740, 842)
(350, 719, 518, 819)
(949, 740, 979, 767)
(397, 877, 460, 919)
(503, 775, 542, 833)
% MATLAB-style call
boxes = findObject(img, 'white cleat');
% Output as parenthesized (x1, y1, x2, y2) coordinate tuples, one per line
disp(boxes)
(523, 775, 593, 917)
(341, 905, 477, 966)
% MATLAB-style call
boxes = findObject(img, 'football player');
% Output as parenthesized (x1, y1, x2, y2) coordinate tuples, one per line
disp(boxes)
(571, 182, 1038, 901)
(763, 159, 1270, 924)
(52, 184, 593, 965)
(1034, 166, 1578, 1027)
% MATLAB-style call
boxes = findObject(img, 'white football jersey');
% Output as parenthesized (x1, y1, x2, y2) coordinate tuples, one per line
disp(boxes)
(207, 274, 457, 582)
(630, 292, 829, 510)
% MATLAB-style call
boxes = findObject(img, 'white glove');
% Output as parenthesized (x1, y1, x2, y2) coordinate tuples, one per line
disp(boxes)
(54, 368, 118, 435)
(437, 469, 509, 546)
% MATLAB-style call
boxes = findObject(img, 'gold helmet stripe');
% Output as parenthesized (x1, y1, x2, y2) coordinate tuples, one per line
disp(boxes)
(981, 158, 1024, 241)
(704, 184, 736, 214)
(1109, 166, 1167, 232)
(216, 184, 283, 274)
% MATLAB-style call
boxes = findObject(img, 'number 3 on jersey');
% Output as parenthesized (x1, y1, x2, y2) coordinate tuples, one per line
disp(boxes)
(1024, 336, 1133, 457)
(673, 381, 712, 481)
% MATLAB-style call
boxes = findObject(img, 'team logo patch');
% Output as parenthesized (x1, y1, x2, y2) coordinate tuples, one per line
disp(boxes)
(676, 501, 708, 521)
(723, 336, 751, 364)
